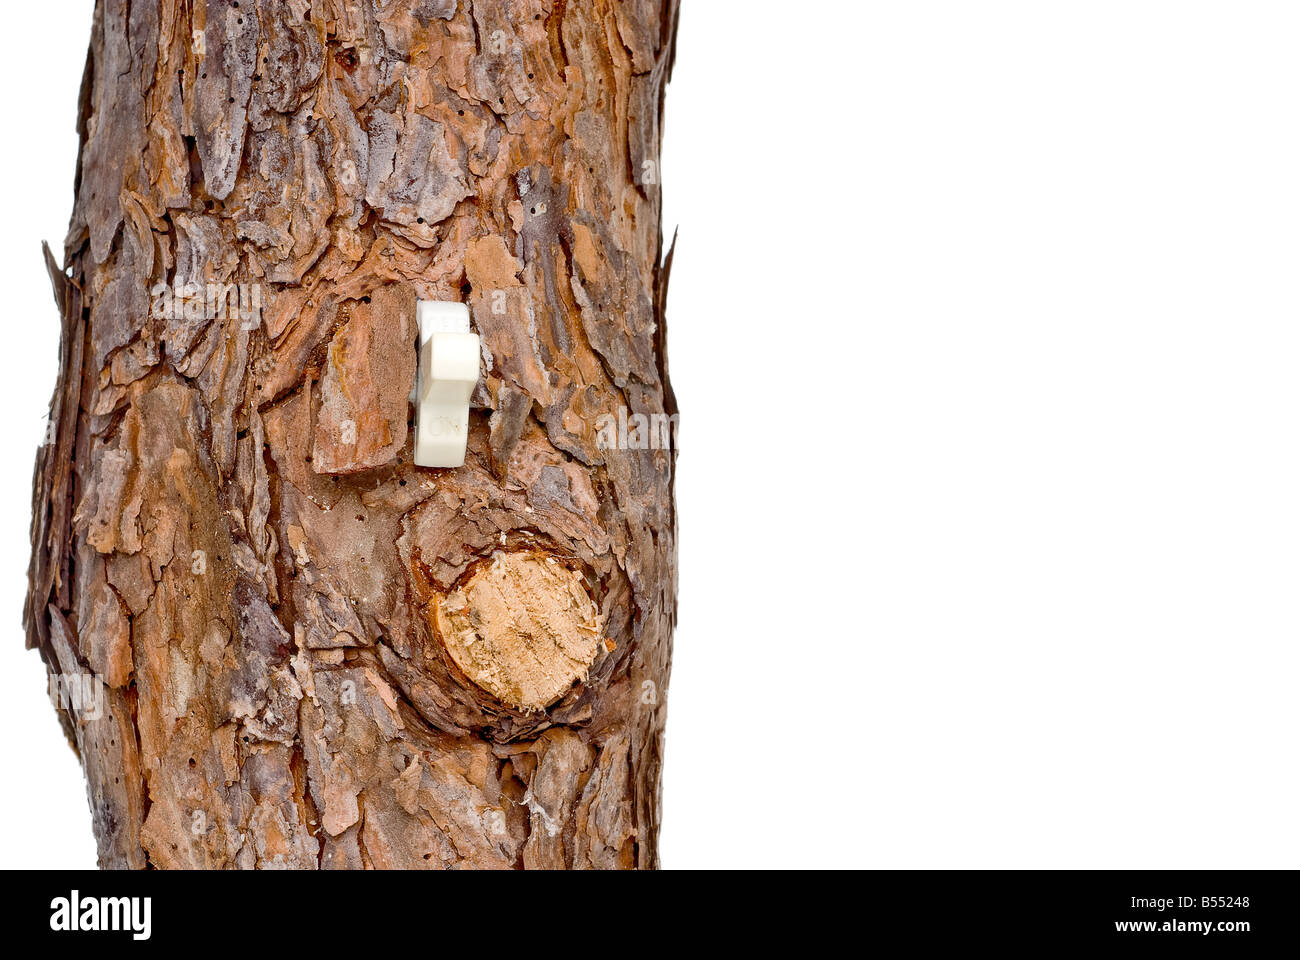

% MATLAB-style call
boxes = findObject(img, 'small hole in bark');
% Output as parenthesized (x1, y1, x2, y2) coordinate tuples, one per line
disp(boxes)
(528, 72, 534, 79)
(188, 758, 196, 767)
(399, 479, 407, 486)
(305, 455, 313, 463)
(416, 217, 424, 224)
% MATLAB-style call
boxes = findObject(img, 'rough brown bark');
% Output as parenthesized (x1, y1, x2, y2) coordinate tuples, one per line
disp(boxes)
(26, 0, 678, 870)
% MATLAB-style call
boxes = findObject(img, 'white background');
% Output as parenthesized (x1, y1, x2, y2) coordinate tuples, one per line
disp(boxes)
(2, 1, 1298, 869)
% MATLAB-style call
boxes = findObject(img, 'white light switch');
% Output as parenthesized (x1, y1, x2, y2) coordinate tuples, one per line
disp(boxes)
(413, 301, 480, 468)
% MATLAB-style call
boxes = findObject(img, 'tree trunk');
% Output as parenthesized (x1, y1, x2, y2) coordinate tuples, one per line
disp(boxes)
(26, 0, 679, 870)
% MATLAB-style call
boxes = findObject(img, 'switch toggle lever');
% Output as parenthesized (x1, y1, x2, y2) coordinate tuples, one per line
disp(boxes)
(413, 300, 481, 468)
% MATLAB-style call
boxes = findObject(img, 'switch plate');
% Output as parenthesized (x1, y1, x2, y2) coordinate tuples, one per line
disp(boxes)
(413, 301, 480, 468)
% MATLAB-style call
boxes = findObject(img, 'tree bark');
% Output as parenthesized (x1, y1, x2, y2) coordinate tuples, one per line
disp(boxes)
(26, 0, 678, 870)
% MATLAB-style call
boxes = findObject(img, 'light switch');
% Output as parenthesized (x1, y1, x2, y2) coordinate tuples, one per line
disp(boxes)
(413, 301, 480, 468)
